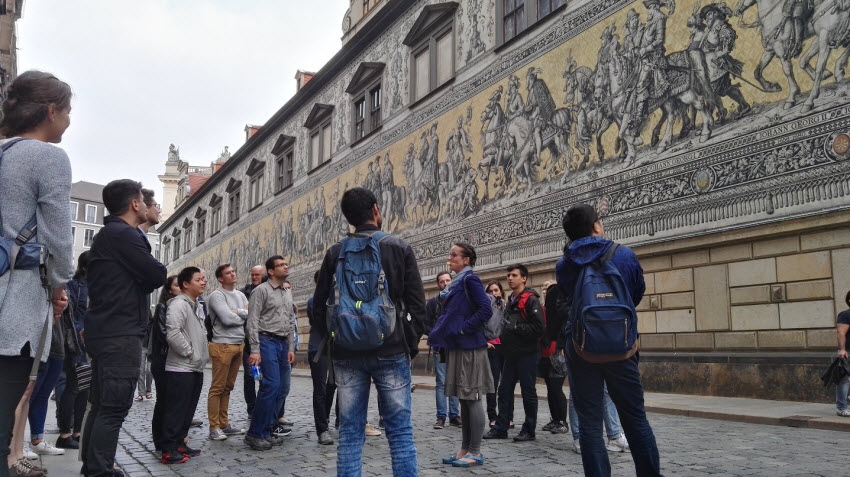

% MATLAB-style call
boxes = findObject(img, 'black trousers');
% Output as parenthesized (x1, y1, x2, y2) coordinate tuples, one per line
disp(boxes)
(161, 371, 203, 453)
(307, 350, 336, 436)
(495, 352, 539, 436)
(149, 355, 166, 450)
(242, 343, 256, 415)
(486, 348, 513, 423)
(57, 356, 89, 434)
(81, 336, 142, 477)
(0, 353, 33, 477)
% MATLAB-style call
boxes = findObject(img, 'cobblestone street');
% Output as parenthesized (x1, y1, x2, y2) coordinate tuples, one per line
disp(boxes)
(91, 369, 847, 476)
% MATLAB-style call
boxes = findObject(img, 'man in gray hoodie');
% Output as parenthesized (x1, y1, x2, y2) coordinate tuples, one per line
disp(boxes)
(207, 263, 249, 441)
(160, 267, 209, 465)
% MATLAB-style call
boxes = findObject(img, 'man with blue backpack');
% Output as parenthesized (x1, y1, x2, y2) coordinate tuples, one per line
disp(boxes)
(555, 203, 661, 477)
(313, 187, 426, 477)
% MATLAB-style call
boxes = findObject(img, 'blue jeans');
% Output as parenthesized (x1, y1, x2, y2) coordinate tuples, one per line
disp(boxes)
(494, 352, 539, 436)
(334, 353, 418, 477)
(567, 342, 662, 477)
(433, 352, 459, 420)
(569, 384, 622, 440)
(29, 357, 64, 440)
(837, 375, 850, 411)
(247, 335, 290, 439)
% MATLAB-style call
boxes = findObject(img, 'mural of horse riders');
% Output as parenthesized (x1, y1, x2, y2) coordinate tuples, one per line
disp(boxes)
(404, 124, 441, 227)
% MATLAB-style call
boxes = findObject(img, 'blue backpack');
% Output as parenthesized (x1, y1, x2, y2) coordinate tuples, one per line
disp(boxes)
(570, 244, 639, 362)
(0, 138, 44, 279)
(327, 231, 396, 351)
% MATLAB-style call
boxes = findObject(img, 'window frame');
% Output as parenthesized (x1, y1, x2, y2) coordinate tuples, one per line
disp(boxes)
(85, 204, 97, 224)
(209, 194, 223, 237)
(495, 0, 566, 48)
(309, 119, 333, 172)
(275, 147, 294, 193)
(162, 238, 171, 265)
(537, 0, 566, 19)
(71, 226, 76, 246)
(83, 228, 95, 248)
(408, 20, 455, 104)
(172, 232, 181, 261)
(225, 179, 242, 225)
(195, 208, 207, 245)
(351, 79, 382, 143)
(183, 222, 193, 254)
(69, 201, 78, 221)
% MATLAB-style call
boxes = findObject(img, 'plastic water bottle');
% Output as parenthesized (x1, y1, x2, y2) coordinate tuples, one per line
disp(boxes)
(251, 364, 262, 381)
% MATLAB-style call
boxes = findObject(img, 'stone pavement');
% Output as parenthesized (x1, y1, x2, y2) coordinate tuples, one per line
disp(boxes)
(28, 367, 850, 476)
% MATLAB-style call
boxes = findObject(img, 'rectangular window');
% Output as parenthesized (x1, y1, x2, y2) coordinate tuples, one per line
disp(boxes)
(196, 216, 206, 244)
(70, 201, 78, 221)
(85, 204, 97, 224)
(310, 131, 321, 170)
(211, 206, 221, 235)
(173, 234, 181, 260)
(162, 241, 170, 264)
(71, 226, 76, 245)
(249, 173, 264, 209)
(84, 228, 95, 248)
(154, 242, 160, 260)
(370, 86, 382, 129)
(276, 150, 293, 192)
(414, 49, 430, 101)
(354, 97, 366, 140)
(436, 32, 453, 85)
(183, 225, 192, 253)
(228, 191, 241, 223)
(538, 0, 565, 18)
(504, 0, 525, 41)
(322, 125, 332, 162)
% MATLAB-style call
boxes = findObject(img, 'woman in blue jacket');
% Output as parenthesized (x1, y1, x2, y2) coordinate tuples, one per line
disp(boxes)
(428, 242, 494, 468)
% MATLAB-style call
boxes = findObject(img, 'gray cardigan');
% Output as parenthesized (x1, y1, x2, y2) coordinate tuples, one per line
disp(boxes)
(0, 139, 74, 360)
(165, 294, 209, 372)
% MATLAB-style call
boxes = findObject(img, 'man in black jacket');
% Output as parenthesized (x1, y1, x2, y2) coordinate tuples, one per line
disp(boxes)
(484, 263, 544, 442)
(313, 187, 426, 476)
(425, 271, 460, 429)
(81, 180, 167, 477)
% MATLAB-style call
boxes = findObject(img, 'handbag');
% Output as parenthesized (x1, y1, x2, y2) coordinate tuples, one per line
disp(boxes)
(63, 285, 92, 391)
(0, 138, 46, 278)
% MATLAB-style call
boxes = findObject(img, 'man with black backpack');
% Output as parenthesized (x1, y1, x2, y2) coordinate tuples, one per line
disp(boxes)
(483, 263, 544, 442)
(556, 203, 661, 477)
(313, 187, 426, 477)
(425, 271, 460, 430)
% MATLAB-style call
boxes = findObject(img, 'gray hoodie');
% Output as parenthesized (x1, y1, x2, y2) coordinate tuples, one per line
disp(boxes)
(165, 294, 209, 372)
(208, 288, 248, 344)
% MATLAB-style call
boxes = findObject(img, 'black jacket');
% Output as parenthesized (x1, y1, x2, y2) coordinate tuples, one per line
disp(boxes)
(424, 296, 442, 336)
(500, 288, 544, 359)
(149, 302, 169, 362)
(84, 215, 167, 341)
(544, 286, 570, 350)
(313, 224, 427, 359)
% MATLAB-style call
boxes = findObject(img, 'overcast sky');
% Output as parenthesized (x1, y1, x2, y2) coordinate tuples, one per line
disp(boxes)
(16, 0, 347, 201)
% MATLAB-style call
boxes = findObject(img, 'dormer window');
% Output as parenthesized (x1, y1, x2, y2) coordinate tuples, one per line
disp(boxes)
(403, 3, 458, 103)
(304, 103, 334, 171)
(346, 63, 385, 142)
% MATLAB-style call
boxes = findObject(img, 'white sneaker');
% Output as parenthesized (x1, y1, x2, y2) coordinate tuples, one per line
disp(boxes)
(606, 434, 629, 452)
(837, 409, 850, 417)
(209, 428, 227, 441)
(32, 440, 65, 455)
(572, 438, 581, 454)
(23, 443, 38, 460)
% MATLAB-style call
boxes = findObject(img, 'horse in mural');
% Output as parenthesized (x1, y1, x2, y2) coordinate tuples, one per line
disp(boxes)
(734, 0, 850, 112)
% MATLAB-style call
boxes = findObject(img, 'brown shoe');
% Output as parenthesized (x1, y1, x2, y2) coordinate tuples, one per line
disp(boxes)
(9, 459, 45, 477)
(449, 416, 462, 427)
(433, 418, 445, 429)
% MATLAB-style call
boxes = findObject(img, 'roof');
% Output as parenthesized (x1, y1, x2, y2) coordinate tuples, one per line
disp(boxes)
(70, 181, 104, 204)
(188, 174, 211, 197)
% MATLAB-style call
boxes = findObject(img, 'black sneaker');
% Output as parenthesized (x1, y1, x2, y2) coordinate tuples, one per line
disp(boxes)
(513, 432, 535, 442)
(482, 429, 508, 439)
(550, 421, 569, 434)
(271, 424, 291, 437)
(377, 417, 385, 429)
(161, 452, 189, 464)
(176, 445, 201, 457)
(244, 435, 272, 451)
(541, 420, 556, 432)
(55, 435, 79, 449)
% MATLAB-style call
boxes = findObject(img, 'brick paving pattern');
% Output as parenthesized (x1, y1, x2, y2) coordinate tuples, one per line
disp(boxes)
(110, 369, 845, 476)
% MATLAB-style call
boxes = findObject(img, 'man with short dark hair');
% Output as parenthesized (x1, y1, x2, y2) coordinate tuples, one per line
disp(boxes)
(313, 187, 426, 476)
(425, 271, 460, 430)
(241, 265, 265, 415)
(207, 264, 249, 441)
(244, 256, 296, 451)
(81, 179, 167, 476)
(484, 263, 544, 442)
(555, 203, 660, 476)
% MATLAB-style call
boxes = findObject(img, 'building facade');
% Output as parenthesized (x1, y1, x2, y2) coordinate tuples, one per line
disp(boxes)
(158, 0, 850, 401)
(0, 0, 24, 99)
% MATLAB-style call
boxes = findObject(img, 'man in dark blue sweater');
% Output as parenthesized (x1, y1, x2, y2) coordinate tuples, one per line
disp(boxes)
(555, 203, 661, 477)
(81, 180, 166, 477)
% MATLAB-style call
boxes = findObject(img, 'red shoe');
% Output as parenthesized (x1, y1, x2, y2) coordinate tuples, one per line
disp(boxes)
(161, 452, 189, 464)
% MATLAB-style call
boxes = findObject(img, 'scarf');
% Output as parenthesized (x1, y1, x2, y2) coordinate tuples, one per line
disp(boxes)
(439, 266, 473, 301)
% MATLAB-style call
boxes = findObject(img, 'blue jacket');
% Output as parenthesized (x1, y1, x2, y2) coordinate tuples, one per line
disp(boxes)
(427, 272, 492, 350)
(555, 236, 645, 337)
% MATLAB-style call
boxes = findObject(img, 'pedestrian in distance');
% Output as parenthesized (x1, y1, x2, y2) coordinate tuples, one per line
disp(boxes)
(160, 267, 209, 464)
(424, 271, 461, 430)
(483, 281, 513, 430)
(0, 70, 74, 477)
(835, 290, 850, 416)
(241, 264, 265, 416)
(207, 264, 249, 441)
(483, 263, 544, 442)
(81, 179, 167, 477)
(149, 276, 179, 452)
(428, 243, 495, 468)
(244, 256, 297, 451)
(539, 281, 570, 436)
(313, 187, 426, 477)
(556, 203, 661, 477)
(307, 270, 337, 445)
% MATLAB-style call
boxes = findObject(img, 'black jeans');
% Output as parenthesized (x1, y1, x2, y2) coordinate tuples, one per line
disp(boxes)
(494, 352, 539, 436)
(308, 350, 337, 436)
(161, 371, 203, 453)
(57, 356, 89, 434)
(567, 342, 661, 477)
(539, 357, 568, 423)
(242, 343, 256, 415)
(0, 353, 33, 477)
(81, 336, 142, 477)
(486, 348, 511, 422)
(149, 355, 166, 450)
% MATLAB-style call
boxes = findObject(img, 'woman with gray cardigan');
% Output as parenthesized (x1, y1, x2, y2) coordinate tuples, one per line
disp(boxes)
(0, 71, 74, 477)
